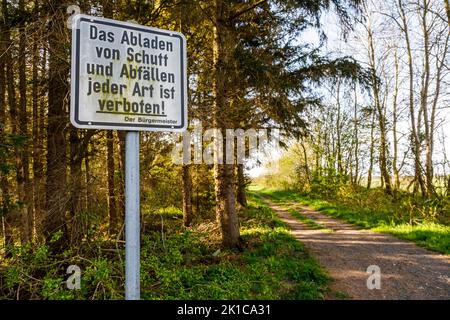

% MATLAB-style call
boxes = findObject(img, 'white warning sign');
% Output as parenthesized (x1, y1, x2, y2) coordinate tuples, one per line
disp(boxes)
(70, 15, 187, 131)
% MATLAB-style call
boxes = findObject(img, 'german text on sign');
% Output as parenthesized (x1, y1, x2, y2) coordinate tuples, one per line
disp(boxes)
(70, 15, 187, 131)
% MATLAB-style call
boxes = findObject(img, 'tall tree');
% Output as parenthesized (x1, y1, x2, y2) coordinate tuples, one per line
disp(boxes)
(0, 0, 13, 254)
(392, 46, 401, 191)
(3, 0, 21, 248)
(106, 131, 118, 235)
(212, 0, 241, 248)
(179, 0, 194, 227)
(18, 0, 32, 242)
(44, 0, 69, 249)
(365, 4, 392, 194)
(419, 0, 434, 196)
(351, 85, 360, 186)
(32, 0, 42, 240)
(397, 0, 426, 196)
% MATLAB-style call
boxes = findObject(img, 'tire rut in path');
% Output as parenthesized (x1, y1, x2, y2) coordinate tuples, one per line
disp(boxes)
(264, 199, 450, 300)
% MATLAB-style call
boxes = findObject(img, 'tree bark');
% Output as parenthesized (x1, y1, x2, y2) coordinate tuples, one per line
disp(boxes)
(366, 10, 392, 194)
(18, 0, 33, 243)
(0, 1, 13, 255)
(3, 0, 21, 249)
(336, 82, 343, 177)
(392, 48, 400, 191)
(106, 131, 117, 235)
(236, 164, 248, 208)
(213, 0, 241, 248)
(32, 0, 39, 239)
(44, 0, 69, 250)
(34, 44, 47, 239)
(352, 85, 359, 186)
(182, 164, 193, 226)
(69, 128, 83, 244)
(367, 109, 375, 190)
(179, 2, 194, 227)
(429, 23, 449, 196)
(85, 143, 92, 214)
(398, 0, 426, 196)
(419, 0, 434, 197)
(116, 131, 125, 232)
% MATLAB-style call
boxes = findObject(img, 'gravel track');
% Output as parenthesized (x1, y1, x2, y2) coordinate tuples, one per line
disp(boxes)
(264, 199, 450, 300)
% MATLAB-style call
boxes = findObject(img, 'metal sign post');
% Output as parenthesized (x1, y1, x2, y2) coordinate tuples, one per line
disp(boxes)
(124, 19, 140, 302)
(70, 14, 187, 300)
(125, 131, 140, 300)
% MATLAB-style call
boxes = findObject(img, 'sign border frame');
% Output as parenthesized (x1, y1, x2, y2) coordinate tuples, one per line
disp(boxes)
(70, 14, 187, 132)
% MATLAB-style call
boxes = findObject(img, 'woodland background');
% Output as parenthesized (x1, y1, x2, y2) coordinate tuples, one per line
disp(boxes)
(0, 0, 449, 299)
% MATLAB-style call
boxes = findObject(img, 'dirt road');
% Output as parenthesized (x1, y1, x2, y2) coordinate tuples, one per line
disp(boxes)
(264, 199, 450, 300)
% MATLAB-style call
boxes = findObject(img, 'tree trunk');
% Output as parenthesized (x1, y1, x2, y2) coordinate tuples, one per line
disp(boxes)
(236, 164, 247, 208)
(429, 23, 449, 197)
(32, 0, 41, 241)
(85, 144, 92, 213)
(336, 82, 343, 177)
(18, 0, 33, 243)
(366, 11, 392, 194)
(352, 85, 359, 186)
(419, 0, 434, 197)
(116, 131, 125, 232)
(69, 128, 83, 245)
(182, 165, 193, 226)
(3, 0, 21, 249)
(0, 2, 13, 255)
(213, 0, 240, 248)
(392, 48, 400, 191)
(35, 45, 47, 239)
(44, 0, 69, 250)
(179, 3, 194, 227)
(106, 131, 117, 235)
(398, 0, 426, 196)
(367, 109, 375, 189)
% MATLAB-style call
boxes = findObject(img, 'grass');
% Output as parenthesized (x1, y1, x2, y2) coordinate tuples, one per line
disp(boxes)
(140, 193, 330, 300)
(288, 209, 333, 232)
(251, 190, 332, 232)
(0, 191, 330, 300)
(251, 185, 450, 255)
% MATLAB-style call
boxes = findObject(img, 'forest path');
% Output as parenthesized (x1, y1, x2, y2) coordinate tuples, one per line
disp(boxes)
(262, 197, 450, 300)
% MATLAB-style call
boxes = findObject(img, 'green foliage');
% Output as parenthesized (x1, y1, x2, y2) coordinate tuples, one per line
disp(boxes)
(309, 172, 342, 198)
(373, 223, 450, 254)
(0, 191, 329, 300)
(0, 241, 124, 299)
(0, 123, 27, 218)
(142, 154, 182, 211)
(138, 193, 328, 300)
